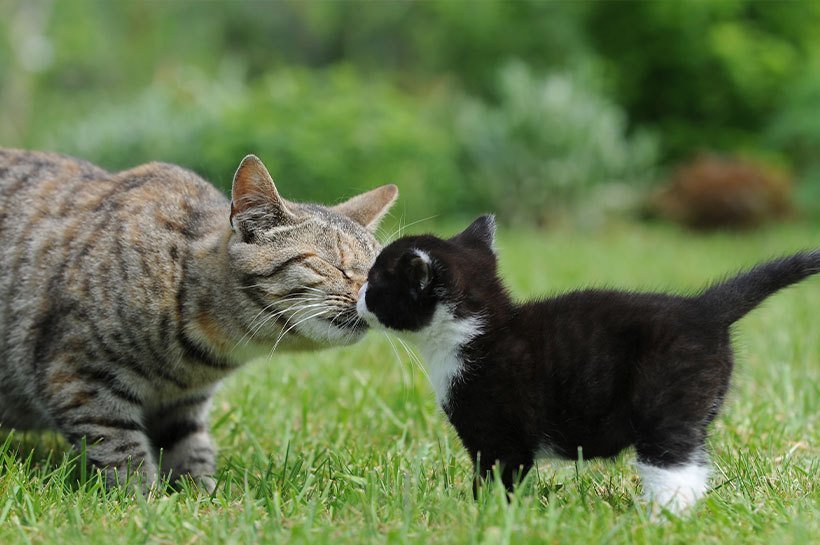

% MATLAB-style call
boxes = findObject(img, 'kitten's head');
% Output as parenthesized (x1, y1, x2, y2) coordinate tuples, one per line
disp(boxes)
(356, 215, 500, 336)
(227, 155, 397, 347)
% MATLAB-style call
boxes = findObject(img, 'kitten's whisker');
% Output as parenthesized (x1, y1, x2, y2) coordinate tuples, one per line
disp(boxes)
(382, 332, 412, 390)
(395, 337, 429, 382)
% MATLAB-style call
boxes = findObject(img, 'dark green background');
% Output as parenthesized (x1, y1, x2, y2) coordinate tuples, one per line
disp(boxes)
(2, 0, 819, 222)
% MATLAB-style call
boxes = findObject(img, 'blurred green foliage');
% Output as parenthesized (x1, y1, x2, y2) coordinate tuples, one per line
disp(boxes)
(587, 0, 820, 161)
(1, 0, 819, 221)
(46, 65, 461, 216)
(458, 62, 658, 224)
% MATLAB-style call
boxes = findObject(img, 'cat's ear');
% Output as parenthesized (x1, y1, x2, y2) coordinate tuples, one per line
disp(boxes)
(332, 184, 398, 232)
(408, 252, 431, 290)
(230, 154, 295, 237)
(451, 215, 496, 253)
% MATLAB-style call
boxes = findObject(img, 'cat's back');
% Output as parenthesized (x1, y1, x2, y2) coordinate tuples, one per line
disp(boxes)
(0, 149, 228, 367)
(0, 148, 109, 218)
(0, 148, 225, 279)
(0, 148, 226, 232)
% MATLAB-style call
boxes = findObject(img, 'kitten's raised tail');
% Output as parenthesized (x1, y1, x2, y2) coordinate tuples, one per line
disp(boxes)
(697, 249, 820, 326)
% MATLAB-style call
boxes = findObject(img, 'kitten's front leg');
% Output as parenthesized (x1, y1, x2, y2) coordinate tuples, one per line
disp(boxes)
(150, 391, 217, 493)
(472, 449, 534, 498)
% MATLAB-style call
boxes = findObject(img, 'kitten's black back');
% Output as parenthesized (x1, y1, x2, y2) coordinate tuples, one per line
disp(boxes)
(453, 289, 731, 469)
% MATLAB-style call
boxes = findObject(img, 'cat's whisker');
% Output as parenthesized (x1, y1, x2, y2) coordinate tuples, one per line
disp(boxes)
(386, 214, 439, 242)
(326, 306, 355, 341)
(233, 300, 282, 349)
(236, 299, 327, 349)
(374, 209, 401, 243)
(299, 286, 328, 296)
(246, 296, 315, 328)
(269, 308, 333, 356)
(249, 302, 327, 339)
(234, 297, 316, 349)
(330, 306, 364, 341)
(236, 283, 274, 291)
(385, 212, 405, 243)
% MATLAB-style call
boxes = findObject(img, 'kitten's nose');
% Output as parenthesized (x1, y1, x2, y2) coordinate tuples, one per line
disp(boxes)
(357, 282, 368, 302)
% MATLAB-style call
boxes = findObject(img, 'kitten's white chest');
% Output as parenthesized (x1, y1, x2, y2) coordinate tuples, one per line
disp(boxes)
(420, 345, 464, 406)
(407, 307, 483, 408)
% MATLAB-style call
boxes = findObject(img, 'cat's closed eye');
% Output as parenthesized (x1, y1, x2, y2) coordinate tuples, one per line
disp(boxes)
(333, 265, 352, 279)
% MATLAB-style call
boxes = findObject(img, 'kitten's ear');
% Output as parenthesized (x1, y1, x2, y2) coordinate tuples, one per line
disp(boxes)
(332, 184, 398, 232)
(408, 253, 431, 290)
(230, 154, 295, 236)
(451, 215, 496, 253)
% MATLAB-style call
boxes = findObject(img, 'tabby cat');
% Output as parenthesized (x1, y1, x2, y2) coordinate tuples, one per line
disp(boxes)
(357, 215, 819, 513)
(0, 149, 397, 491)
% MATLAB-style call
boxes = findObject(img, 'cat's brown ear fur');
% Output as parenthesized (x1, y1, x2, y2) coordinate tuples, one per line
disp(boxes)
(230, 155, 293, 230)
(333, 184, 399, 231)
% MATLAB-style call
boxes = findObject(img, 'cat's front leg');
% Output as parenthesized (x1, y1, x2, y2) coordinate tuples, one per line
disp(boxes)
(43, 364, 158, 491)
(150, 391, 217, 493)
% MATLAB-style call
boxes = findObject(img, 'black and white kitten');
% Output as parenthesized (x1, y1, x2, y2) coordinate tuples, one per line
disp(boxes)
(356, 215, 819, 513)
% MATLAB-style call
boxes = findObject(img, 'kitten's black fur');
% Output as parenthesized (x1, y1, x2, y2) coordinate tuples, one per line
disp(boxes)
(359, 215, 820, 506)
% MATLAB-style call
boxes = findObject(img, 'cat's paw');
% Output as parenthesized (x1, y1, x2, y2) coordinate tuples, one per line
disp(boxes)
(193, 475, 217, 495)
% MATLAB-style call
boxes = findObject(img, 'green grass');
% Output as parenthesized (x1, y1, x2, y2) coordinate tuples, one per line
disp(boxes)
(1, 221, 818, 544)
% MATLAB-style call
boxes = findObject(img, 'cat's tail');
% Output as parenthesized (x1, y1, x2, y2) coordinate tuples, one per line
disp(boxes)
(696, 250, 820, 326)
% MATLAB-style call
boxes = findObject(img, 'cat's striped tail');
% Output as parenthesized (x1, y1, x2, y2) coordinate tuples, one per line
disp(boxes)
(697, 249, 820, 326)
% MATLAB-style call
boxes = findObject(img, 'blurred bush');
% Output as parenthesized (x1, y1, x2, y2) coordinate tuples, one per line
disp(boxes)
(766, 62, 820, 218)
(4, 0, 820, 224)
(648, 155, 792, 229)
(457, 62, 658, 225)
(50, 62, 659, 225)
(47, 65, 462, 217)
(586, 0, 820, 161)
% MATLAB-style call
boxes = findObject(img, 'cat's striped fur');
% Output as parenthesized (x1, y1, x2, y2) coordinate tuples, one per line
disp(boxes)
(0, 149, 397, 491)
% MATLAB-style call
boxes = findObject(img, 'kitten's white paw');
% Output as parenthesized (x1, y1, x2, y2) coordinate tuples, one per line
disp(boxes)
(638, 460, 709, 518)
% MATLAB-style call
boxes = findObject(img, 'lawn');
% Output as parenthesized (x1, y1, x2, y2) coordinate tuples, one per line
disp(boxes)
(1, 220, 818, 544)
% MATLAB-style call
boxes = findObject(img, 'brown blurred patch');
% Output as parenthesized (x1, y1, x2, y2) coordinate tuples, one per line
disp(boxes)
(649, 155, 793, 230)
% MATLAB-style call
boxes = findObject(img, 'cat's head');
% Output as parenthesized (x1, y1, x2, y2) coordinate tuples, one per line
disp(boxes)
(227, 155, 397, 347)
(356, 215, 501, 338)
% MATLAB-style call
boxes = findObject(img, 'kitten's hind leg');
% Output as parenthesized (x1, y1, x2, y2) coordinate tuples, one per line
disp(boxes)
(43, 363, 158, 491)
(636, 445, 710, 515)
(149, 391, 217, 493)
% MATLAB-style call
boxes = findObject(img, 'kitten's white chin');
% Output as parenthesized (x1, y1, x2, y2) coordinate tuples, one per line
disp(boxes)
(355, 282, 382, 330)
